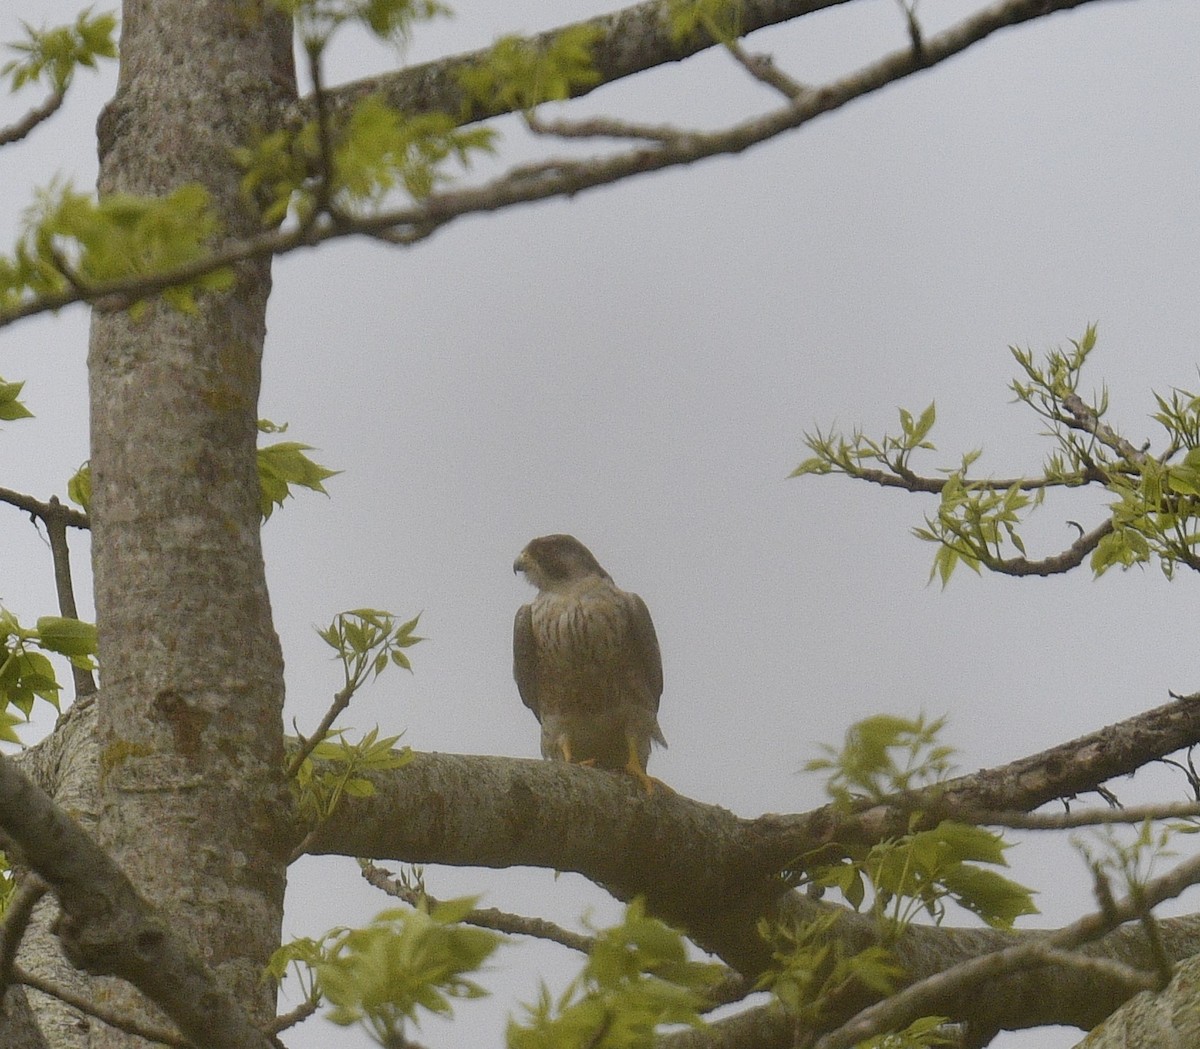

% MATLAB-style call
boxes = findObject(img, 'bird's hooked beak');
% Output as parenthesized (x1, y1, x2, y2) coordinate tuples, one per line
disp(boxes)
(513, 550, 530, 576)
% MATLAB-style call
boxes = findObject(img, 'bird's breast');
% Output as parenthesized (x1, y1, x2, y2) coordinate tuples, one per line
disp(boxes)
(530, 590, 625, 666)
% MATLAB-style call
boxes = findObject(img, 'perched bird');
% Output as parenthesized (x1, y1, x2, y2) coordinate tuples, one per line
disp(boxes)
(513, 534, 666, 794)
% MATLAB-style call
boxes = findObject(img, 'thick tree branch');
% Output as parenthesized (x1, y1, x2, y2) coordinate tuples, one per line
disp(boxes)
(307, 0, 853, 123)
(300, 689, 1200, 1038)
(306, 693, 1200, 948)
(2, 0, 1123, 330)
(0, 753, 274, 1049)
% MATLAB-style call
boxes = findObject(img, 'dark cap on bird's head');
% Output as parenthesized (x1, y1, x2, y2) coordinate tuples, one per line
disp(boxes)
(514, 534, 611, 590)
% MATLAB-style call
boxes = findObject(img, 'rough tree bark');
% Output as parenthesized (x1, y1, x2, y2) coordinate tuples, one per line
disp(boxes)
(86, 0, 295, 1038)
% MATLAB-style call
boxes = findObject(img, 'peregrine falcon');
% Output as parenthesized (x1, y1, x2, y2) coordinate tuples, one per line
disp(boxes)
(513, 534, 666, 793)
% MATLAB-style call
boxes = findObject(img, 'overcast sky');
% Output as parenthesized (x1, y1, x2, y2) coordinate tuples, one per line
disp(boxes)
(3, 2, 1200, 1048)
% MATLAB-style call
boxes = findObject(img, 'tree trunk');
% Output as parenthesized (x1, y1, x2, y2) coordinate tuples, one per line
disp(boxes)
(87, 0, 295, 1038)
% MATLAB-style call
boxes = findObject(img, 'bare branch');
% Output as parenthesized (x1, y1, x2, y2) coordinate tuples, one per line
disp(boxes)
(1060, 392, 1149, 466)
(42, 497, 96, 699)
(525, 110, 684, 143)
(302, 689, 1200, 986)
(977, 799, 1200, 830)
(266, 997, 319, 1035)
(725, 40, 811, 99)
(0, 91, 65, 146)
(361, 860, 597, 952)
(1034, 946, 1157, 996)
(0, 877, 47, 994)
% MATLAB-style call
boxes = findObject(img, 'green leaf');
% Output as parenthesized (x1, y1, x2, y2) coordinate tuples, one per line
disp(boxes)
(511, 900, 721, 1049)
(7, 180, 231, 316)
(0, 709, 23, 745)
(0, 378, 34, 421)
(1, 8, 117, 93)
(808, 713, 954, 806)
(258, 436, 339, 520)
(308, 902, 501, 1044)
(35, 616, 97, 658)
(273, 0, 449, 51)
(0, 648, 60, 716)
(67, 461, 91, 510)
(789, 456, 831, 477)
(429, 895, 479, 925)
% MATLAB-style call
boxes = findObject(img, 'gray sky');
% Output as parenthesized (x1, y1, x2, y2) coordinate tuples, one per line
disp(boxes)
(3, 2, 1200, 1047)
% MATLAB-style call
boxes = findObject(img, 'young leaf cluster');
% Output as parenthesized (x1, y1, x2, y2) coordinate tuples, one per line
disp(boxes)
(235, 98, 493, 226)
(1, 183, 230, 318)
(755, 911, 902, 1028)
(508, 898, 723, 1049)
(803, 717, 1036, 929)
(1010, 325, 1200, 578)
(0, 376, 33, 421)
(291, 727, 413, 824)
(806, 714, 955, 807)
(0, 609, 97, 742)
(792, 402, 938, 484)
(810, 820, 1037, 932)
(458, 26, 603, 113)
(915, 475, 1042, 587)
(1089, 387, 1200, 578)
(257, 419, 340, 519)
(1078, 818, 1191, 913)
(796, 327, 1200, 583)
(318, 608, 424, 690)
(868, 1016, 958, 1049)
(2, 7, 117, 93)
(268, 897, 499, 1047)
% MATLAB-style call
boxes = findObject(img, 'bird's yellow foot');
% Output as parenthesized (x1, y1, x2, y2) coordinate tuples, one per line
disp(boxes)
(624, 735, 672, 796)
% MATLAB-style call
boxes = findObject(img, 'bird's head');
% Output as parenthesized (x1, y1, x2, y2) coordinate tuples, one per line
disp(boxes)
(514, 534, 611, 592)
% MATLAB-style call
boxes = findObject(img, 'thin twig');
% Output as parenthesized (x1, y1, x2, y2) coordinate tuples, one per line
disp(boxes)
(285, 682, 354, 780)
(1059, 393, 1149, 466)
(360, 860, 595, 952)
(0, 875, 48, 993)
(0, 90, 65, 146)
(725, 40, 810, 99)
(972, 800, 1200, 831)
(265, 998, 319, 1035)
(43, 497, 97, 698)
(525, 110, 684, 143)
